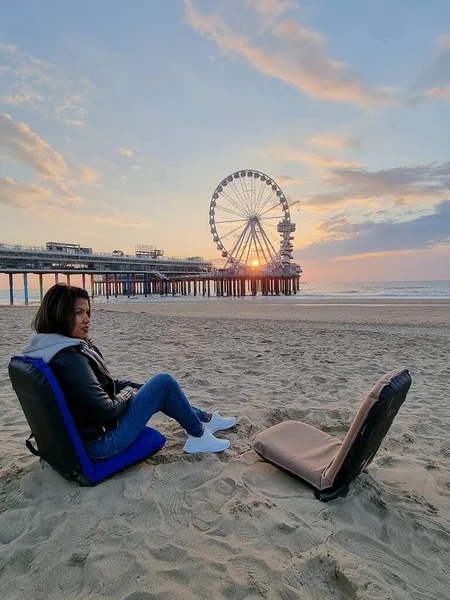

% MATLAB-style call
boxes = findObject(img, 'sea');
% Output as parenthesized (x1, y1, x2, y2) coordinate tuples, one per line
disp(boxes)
(1, 280, 449, 305)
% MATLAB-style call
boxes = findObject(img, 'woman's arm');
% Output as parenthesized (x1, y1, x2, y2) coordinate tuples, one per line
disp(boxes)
(89, 343, 143, 391)
(51, 351, 132, 424)
(114, 379, 144, 391)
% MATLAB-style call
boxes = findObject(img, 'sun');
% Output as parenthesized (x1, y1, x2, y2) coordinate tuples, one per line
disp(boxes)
(252, 259, 260, 267)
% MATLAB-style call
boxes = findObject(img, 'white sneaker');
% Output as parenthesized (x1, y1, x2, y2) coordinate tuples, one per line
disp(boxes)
(183, 428, 230, 454)
(205, 412, 237, 434)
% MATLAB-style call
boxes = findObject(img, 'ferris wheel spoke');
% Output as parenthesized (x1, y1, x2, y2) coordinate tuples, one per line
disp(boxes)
(255, 189, 277, 216)
(220, 188, 251, 217)
(251, 181, 265, 214)
(229, 181, 253, 215)
(257, 215, 284, 220)
(214, 204, 247, 219)
(254, 178, 267, 212)
(253, 185, 272, 214)
(258, 200, 283, 219)
(256, 221, 279, 261)
(236, 224, 254, 265)
(228, 221, 251, 264)
(251, 177, 261, 214)
(244, 231, 254, 267)
(265, 220, 285, 244)
(257, 220, 279, 256)
(264, 225, 285, 256)
(220, 221, 248, 241)
(254, 181, 275, 211)
(234, 230, 251, 266)
(215, 218, 250, 224)
(253, 227, 270, 265)
(234, 178, 253, 215)
(251, 177, 257, 214)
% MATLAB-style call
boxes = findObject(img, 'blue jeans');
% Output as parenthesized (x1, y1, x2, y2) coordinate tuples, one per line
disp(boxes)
(87, 373, 210, 460)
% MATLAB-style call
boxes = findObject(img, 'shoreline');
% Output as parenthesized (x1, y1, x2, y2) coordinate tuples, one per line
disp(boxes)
(3, 296, 450, 327)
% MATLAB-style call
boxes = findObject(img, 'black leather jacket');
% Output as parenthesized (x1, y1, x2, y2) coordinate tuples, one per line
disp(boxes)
(49, 342, 142, 447)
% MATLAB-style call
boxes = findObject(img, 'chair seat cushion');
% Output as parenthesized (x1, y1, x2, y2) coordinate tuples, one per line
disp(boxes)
(252, 420, 342, 490)
(90, 426, 166, 484)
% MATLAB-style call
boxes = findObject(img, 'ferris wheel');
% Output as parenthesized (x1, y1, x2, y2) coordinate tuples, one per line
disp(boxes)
(209, 170, 296, 269)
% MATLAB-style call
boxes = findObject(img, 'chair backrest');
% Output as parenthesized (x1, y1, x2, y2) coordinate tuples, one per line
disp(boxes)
(8, 356, 94, 484)
(321, 368, 411, 490)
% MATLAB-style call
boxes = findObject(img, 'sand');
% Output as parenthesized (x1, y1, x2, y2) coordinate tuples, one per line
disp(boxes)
(1, 297, 449, 600)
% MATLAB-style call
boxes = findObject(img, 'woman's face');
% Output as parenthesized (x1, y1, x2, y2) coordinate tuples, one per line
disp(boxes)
(71, 297, 91, 339)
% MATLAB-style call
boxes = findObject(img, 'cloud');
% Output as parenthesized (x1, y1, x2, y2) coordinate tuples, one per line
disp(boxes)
(411, 35, 450, 103)
(300, 154, 361, 169)
(422, 86, 450, 100)
(245, 0, 294, 18)
(273, 144, 362, 168)
(3, 88, 43, 106)
(275, 175, 302, 187)
(0, 113, 68, 182)
(73, 165, 100, 184)
(119, 148, 134, 157)
(0, 177, 53, 209)
(0, 43, 86, 121)
(299, 200, 450, 259)
(51, 210, 150, 226)
(0, 113, 98, 209)
(183, 0, 396, 108)
(245, 0, 294, 29)
(308, 134, 362, 150)
(300, 161, 450, 210)
(0, 114, 146, 226)
(64, 118, 85, 126)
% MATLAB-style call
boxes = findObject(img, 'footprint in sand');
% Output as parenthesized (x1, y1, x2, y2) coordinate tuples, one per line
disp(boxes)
(283, 551, 359, 600)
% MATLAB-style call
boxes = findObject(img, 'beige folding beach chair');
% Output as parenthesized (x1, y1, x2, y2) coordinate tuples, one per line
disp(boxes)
(252, 368, 411, 501)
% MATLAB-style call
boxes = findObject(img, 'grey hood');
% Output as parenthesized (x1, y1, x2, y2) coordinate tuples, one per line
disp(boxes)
(21, 333, 82, 363)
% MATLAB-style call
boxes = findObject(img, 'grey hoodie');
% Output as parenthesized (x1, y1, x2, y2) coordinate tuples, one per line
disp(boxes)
(22, 333, 82, 363)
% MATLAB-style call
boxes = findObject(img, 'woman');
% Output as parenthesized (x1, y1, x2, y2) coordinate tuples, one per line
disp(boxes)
(22, 284, 236, 457)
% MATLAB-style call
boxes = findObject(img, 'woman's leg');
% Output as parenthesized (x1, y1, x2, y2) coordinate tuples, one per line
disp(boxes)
(88, 373, 209, 459)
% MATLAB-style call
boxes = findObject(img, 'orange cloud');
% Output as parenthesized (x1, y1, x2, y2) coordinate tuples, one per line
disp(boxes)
(423, 86, 450, 100)
(0, 113, 99, 210)
(0, 177, 53, 209)
(119, 148, 134, 157)
(275, 175, 302, 187)
(308, 134, 362, 150)
(273, 145, 362, 168)
(332, 248, 419, 262)
(183, 0, 396, 108)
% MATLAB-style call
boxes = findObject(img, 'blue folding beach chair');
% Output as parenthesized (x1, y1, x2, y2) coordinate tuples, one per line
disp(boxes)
(8, 356, 166, 485)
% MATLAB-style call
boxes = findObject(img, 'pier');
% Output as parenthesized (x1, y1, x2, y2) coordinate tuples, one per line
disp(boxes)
(2, 270, 300, 304)
(1, 242, 301, 304)
(92, 272, 300, 298)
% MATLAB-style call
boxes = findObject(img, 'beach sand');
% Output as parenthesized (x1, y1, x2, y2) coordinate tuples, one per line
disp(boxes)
(1, 298, 449, 599)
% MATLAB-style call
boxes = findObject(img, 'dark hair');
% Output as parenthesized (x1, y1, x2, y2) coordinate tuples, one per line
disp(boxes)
(33, 283, 91, 336)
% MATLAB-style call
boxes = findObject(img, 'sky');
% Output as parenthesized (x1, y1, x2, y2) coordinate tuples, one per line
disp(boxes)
(1, 0, 450, 284)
